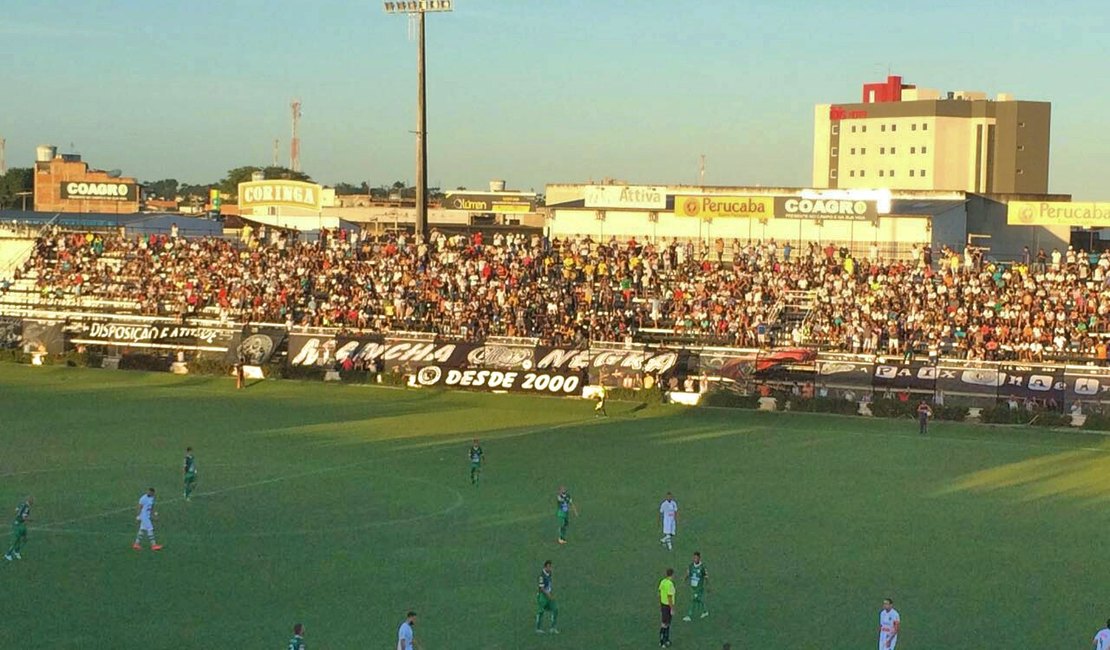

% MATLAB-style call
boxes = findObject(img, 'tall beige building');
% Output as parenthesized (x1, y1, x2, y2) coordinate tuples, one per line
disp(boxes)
(812, 76, 1050, 194)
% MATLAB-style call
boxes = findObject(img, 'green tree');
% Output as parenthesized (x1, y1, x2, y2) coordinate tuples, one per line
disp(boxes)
(334, 182, 368, 195)
(143, 178, 179, 200)
(0, 168, 33, 209)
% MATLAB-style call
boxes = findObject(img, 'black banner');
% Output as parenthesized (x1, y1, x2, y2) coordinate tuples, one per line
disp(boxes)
(287, 332, 340, 368)
(413, 365, 585, 395)
(234, 325, 286, 365)
(464, 341, 535, 371)
(872, 360, 937, 392)
(815, 353, 873, 389)
(21, 320, 64, 354)
(936, 360, 1002, 398)
(996, 363, 1066, 403)
(0, 316, 21, 350)
(1064, 366, 1110, 405)
(75, 319, 238, 349)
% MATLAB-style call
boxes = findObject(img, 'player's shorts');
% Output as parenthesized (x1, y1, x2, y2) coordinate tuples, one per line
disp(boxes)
(660, 604, 672, 624)
(11, 522, 26, 539)
(879, 634, 897, 650)
(536, 593, 556, 613)
(185, 472, 197, 483)
(138, 518, 154, 533)
(663, 520, 676, 535)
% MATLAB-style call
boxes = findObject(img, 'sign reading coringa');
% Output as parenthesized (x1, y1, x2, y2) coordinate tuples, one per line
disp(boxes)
(238, 180, 323, 211)
(60, 182, 138, 201)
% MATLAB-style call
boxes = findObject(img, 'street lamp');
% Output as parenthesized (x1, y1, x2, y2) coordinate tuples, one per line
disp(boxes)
(383, 0, 454, 239)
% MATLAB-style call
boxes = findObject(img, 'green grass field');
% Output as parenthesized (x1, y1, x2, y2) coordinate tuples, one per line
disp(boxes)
(2, 364, 1109, 649)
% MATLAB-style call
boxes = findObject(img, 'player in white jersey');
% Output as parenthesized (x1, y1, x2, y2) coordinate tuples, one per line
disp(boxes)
(1094, 619, 1110, 650)
(133, 487, 163, 551)
(659, 492, 679, 550)
(878, 598, 900, 650)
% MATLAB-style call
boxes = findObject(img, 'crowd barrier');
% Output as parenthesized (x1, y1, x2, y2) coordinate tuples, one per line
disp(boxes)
(4, 314, 1108, 410)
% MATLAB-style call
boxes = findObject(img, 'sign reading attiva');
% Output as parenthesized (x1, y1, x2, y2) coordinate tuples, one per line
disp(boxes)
(774, 197, 877, 221)
(60, 182, 138, 201)
(584, 185, 667, 210)
(238, 180, 323, 211)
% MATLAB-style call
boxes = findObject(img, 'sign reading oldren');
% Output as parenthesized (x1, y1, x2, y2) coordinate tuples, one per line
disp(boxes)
(584, 185, 667, 210)
(674, 195, 773, 219)
(1007, 201, 1110, 227)
(239, 180, 323, 211)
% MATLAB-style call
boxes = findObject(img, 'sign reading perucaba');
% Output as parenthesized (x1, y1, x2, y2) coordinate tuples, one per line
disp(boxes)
(238, 180, 323, 211)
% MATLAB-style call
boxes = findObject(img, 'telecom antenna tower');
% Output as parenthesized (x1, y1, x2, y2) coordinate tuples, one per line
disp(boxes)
(290, 100, 302, 172)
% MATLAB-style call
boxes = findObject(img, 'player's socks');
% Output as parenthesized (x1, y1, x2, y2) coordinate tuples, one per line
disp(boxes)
(659, 627, 666, 644)
(701, 611, 709, 618)
(3, 554, 11, 561)
(12, 552, 21, 560)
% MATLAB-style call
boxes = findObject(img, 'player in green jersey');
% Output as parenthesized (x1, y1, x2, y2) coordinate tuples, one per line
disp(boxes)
(287, 623, 305, 649)
(183, 447, 198, 501)
(535, 560, 559, 634)
(468, 438, 483, 486)
(682, 551, 709, 621)
(4, 496, 32, 561)
(555, 486, 578, 545)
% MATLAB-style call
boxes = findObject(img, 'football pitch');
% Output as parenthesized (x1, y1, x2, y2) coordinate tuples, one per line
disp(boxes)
(2, 364, 1109, 649)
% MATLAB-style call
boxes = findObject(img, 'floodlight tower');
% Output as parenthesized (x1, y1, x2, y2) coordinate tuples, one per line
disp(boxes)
(383, 0, 454, 238)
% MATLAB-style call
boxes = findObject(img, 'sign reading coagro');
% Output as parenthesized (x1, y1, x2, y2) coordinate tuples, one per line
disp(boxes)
(774, 197, 877, 221)
(238, 180, 323, 211)
(674, 195, 773, 219)
(584, 185, 667, 210)
(60, 182, 138, 201)
(1007, 201, 1110, 227)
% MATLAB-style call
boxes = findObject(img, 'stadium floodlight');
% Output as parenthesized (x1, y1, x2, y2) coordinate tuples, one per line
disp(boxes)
(383, 0, 454, 238)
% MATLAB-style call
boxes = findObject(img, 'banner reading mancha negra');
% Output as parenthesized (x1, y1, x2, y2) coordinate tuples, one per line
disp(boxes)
(1007, 201, 1110, 227)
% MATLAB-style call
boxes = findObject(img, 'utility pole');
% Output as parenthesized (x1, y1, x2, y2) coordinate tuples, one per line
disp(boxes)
(272, 139, 279, 167)
(384, 0, 454, 238)
(0, 137, 6, 175)
(698, 154, 706, 187)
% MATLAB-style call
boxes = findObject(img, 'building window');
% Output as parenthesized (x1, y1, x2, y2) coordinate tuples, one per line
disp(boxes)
(831, 147, 839, 157)
(891, 147, 896, 154)
(879, 170, 885, 177)
(850, 170, 856, 177)
(1017, 144, 1025, 151)
(851, 125, 857, 133)
(861, 147, 866, 154)
(912, 124, 917, 131)
(911, 146, 916, 154)
(830, 169, 838, 179)
(860, 170, 866, 177)
(910, 170, 915, 177)
(880, 147, 886, 154)
(862, 125, 867, 133)
(891, 124, 897, 132)
(850, 147, 856, 155)
(921, 146, 927, 153)
(1017, 169, 1024, 175)
(831, 124, 839, 135)
(890, 170, 895, 177)
(1018, 121, 1026, 128)
(921, 169, 926, 177)
(881, 124, 886, 132)
(923, 123, 928, 130)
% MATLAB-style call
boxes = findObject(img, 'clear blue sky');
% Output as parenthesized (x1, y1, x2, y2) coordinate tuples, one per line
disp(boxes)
(1, 0, 1107, 198)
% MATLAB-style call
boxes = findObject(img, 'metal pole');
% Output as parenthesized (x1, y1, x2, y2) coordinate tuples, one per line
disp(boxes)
(415, 10, 429, 238)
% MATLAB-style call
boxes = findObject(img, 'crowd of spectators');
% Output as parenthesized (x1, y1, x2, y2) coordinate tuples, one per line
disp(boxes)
(9, 225, 1110, 361)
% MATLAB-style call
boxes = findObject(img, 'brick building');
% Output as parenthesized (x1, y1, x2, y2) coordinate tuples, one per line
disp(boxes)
(33, 154, 141, 214)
